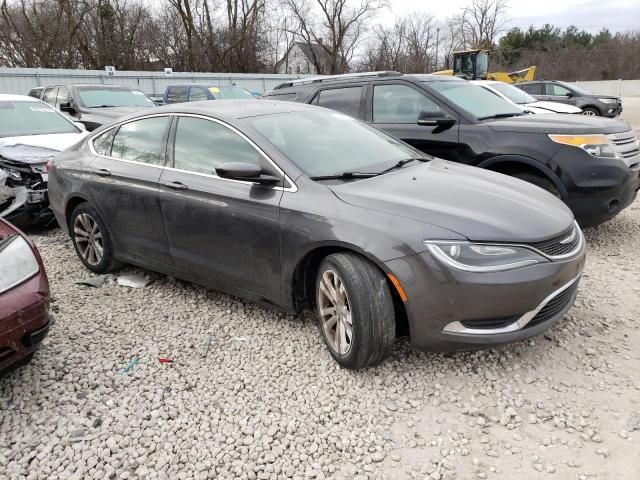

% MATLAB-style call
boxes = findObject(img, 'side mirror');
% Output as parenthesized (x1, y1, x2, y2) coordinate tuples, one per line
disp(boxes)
(417, 110, 456, 128)
(74, 122, 86, 132)
(216, 162, 281, 186)
(60, 102, 76, 114)
(565, 92, 574, 98)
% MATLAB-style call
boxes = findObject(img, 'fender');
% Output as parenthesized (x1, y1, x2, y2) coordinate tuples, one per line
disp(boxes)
(477, 155, 569, 198)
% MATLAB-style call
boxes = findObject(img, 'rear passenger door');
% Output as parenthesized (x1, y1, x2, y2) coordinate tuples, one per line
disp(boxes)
(85, 115, 173, 265)
(367, 82, 460, 161)
(310, 85, 365, 119)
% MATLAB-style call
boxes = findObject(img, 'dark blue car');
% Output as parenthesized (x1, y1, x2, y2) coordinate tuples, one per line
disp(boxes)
(163, 84, 255, 104)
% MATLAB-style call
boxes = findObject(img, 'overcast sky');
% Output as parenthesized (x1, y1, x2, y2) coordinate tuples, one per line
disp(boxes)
(387, 0, 640, 33)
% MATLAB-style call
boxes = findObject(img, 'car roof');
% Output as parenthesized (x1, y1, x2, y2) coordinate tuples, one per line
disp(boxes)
(41, 84, 138, 89)
(152, 99, 320, 119)
(167, 84, 243, 88)
(0, 94, 41, 102)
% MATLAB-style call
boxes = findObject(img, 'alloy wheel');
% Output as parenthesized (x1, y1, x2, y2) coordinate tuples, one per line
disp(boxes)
(582, 110, 597, 116)
(73, 213, 104, 266)
(318, 269, 353, 355)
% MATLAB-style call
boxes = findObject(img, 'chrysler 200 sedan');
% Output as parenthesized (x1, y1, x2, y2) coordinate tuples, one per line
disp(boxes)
(48, 101, 586, 369)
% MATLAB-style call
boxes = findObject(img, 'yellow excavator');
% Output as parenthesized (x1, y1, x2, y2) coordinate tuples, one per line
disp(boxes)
(433, 49, 536, 84)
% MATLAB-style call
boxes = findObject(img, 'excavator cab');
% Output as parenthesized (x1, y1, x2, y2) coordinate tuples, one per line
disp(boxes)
(452, 50, 489, 80)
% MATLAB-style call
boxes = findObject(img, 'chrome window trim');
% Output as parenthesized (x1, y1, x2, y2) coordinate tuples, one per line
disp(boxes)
(87, 112, 298, 193)
(442, 273, 582, 335)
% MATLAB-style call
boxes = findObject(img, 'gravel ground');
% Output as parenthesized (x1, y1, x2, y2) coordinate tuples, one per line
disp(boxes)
(2, 200, 640, 480)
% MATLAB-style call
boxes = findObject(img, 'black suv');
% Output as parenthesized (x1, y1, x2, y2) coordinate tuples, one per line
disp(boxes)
(263, 72, 640, 227)
(38, 84, 156, 131)
(516, 80, 622, 117)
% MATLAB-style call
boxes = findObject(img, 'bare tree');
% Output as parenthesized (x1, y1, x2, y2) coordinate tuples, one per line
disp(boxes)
(284, 0, 386, 74)
(460, 0, 508, 49)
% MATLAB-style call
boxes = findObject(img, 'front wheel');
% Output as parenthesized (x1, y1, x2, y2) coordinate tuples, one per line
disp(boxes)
(581, 107, 600, 116)
(69, 203, 121, 273)
(315, 253, 396, 370)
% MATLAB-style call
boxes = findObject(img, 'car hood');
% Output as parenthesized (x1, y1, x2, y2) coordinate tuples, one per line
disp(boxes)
(83, 106, 154, 118)
(485, 113, 630, 134)
(0, 132, 85, 164)
(524, 101, 582, 114)
(329, 160, 574, 243)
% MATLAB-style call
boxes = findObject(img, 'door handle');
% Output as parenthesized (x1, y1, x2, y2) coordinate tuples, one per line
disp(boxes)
(94, 168, 111, 177)
(163, 181, 189, 191)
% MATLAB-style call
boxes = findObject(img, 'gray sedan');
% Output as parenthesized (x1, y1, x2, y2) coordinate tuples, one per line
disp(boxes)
(48, 100, 586, 369)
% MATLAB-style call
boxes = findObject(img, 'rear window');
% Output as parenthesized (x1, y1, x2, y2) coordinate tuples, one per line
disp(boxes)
(312, 87, 363, 118)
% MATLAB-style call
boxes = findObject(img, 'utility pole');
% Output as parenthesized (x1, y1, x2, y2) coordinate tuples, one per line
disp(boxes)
(435, 28, 440, 71)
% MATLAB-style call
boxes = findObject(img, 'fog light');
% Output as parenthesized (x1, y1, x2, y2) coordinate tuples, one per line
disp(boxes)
(607, 199, 620, 213)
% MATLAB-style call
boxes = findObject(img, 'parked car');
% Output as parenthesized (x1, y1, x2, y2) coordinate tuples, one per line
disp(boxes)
(515, 80, 622, 117)
(163, 84, 255, 105)
(39, 84, 156, 131)
(0, 94, 87, 226)
(0, 218, 52, 375)
(264, 72, 640, 227)
(49, 100, 586, 369)
(473, 80, 583, 114)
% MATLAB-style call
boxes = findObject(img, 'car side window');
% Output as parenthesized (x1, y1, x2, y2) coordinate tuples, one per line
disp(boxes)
(547, 84, 571, 96)
(43, 88, 57, 106)
(167, 86, 188, 103)
(189, 87, 208, 102)
(173, 116, 264, 175)
(373, 84, 440, 123)
(93, 128, 117, 157)
(314, 87, 363, 118)
(56, 87, 72, 107)
(111, 116, 171, 165)
(520, 83, 542, 95)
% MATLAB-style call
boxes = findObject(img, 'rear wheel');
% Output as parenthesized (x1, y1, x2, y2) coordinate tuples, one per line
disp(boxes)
(315, 253, 395, 370)
(512, 172, 561, 198)
(69, 203, 121, 273)
(582, 107, 600, 116)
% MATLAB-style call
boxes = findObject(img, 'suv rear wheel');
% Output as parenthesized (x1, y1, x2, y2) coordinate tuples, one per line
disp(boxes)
(315, 253, 395, 370)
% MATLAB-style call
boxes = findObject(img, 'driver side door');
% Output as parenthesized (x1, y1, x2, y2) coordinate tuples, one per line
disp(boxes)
(366, 82, 461, 161)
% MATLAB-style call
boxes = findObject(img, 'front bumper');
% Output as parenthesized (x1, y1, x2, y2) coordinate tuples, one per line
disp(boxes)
(0, 271, 52, 375)
(552, 148, 640, 227)
(385, 245, 586, 351)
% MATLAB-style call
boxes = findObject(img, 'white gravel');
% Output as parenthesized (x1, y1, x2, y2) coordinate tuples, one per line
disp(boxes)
(2, 201, 640, 480)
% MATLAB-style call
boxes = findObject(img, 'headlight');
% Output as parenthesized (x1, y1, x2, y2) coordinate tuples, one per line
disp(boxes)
(548, 134, 620, 160)
(598, 98, 617, 104)
(424, 241, 547, 272)
(0, 235, 40, 294)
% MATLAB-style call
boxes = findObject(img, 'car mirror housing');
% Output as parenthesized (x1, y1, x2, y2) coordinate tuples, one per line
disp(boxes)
(216, 162, 281, 186)
(60, 102, 76, 114)
(417, 110, 456, 128)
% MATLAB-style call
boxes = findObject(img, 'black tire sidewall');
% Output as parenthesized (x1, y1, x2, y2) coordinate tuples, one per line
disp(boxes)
(315, 253, 395, 369)
(69, 203, 117, 273)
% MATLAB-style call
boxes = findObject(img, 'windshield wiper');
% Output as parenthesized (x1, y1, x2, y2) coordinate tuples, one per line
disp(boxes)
(377, 158, 426, 174)
(477, 112, 525, 120)
(310, 172, 381, 181)
(91, 105, 117, 108)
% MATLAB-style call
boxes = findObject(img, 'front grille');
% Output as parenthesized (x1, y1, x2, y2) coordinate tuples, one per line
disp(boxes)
(609, 131, 640, 166)
(527, 282, 579, 328)
(527, 224, 581, 258)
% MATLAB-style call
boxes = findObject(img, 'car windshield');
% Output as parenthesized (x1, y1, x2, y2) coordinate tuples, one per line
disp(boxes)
(428, 81, 523, 119)
(556, 81, 591, 96)
(488, 82, 536, 104)
(247, 110, 423, 177)
(0, 100, 78, 137)
(76, 87, 155, 108)
(213, 86, 255, 100)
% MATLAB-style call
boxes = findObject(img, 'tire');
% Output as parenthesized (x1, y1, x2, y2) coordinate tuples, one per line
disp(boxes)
(69, 203, 121, 273)
(512, 172, 561, 198)
(315, 252, 395, 370)
(581, 107, 600, 116)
